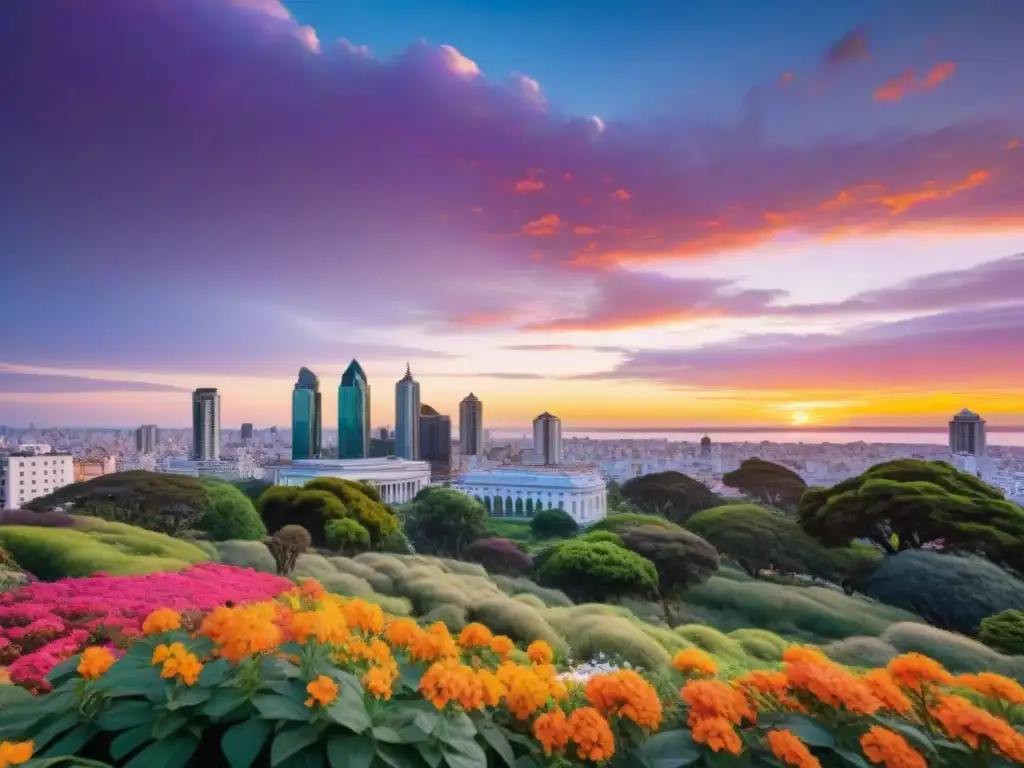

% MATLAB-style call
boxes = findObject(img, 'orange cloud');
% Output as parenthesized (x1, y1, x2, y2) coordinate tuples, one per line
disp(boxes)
(874, 69, 916, 102)
(612, 188, 632, 201)
(1006, 139, 1021, 150)
(563, 172, 573, 181)
(876, 169, 989, 215)
(919, 61, 957, 90)
(514, 178, 546, 194)
(572, 225, 600, 236)
(779, 72, 794, 86)
(521, 213, 561, 236)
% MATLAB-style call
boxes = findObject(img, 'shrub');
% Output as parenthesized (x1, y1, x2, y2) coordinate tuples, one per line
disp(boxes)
(0, 509, 75, 528)
(196, 479, 266, 541)
(304, 477, 398, 545)
(621, 470, 723, 523)
(512, 593, 547, 610)
(578, 530, 624, 547)
(469, 597, 566, 653)
(362, 593, 413, 616)
(823, 637, 899, 669)
(380, 530, 414, 554)
(403, 488, 487, 557)
(231, 478, 272, 504)
(589, 513, 682, 535)
(544, 605, 671, 670)
(722, 458, 808, 508)
(537, 540, 658, 603)
(880, 622, 1024, 679)
(463, 537, 533, 575)
(490, 575, 574, 608)
(530, 508, 578, 539)
(319, 572, 375, 598)
(325, 518, 371, 555)
(727, 628, 790, 661)
(423, 603, 468, 631)
(979, 609, 1024, 655)
(861, 549, 1024, 635)
(258, 487, 345, 547)
(352, 552, 408, 581)
(326, 557, 394, 594)
(673, 624, 745, 660)
(292, 554, 340, 582)
(437, 559, 489, 578)
(265, 525, 311, 575)
(392, 568, 473, 613)
(215, 540, 276, 573)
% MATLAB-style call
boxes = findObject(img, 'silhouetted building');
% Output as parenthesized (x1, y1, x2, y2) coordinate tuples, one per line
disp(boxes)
(191, 388, 221, 460)
(292, 367, 322, 460)
(949, 408, 986, 457)
(338, 360, 371, 459)
(459, 393, 483, 460)
(240, 423, 254, 441)
(420, 403, 452, 476)
(700, 434, 712, 457)
(395, 364, 421, 460)
(135, 424, 160, 453)
(532, 411, 563, 466)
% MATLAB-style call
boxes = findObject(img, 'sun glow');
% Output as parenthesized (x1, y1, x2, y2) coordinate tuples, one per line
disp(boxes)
(790, 411, 811, 426)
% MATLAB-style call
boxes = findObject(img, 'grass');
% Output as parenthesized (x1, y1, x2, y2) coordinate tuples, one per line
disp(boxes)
(484, 518, 533, 543)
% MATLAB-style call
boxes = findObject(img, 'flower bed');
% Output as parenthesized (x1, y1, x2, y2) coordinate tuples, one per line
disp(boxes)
(0, 579, 1021, 767)
(0, 564, 292, 691)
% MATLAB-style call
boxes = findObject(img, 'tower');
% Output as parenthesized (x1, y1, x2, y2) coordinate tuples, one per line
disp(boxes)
(191, 388, 220, 460)
(292, 367, 322, 460)
(459, 393, 483, 460)
(949, 408, 986, 457)
(532, 411, 563, 466)
(394, 364, 421, 460)
(338, 360, 371, 459)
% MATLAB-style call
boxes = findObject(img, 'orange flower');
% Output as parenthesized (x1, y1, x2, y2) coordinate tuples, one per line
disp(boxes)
(77, 647, 116, 680)
(786, 661, 880, 715)
(672, 648, 718, 677)
(733, 670, 795, 710)
(420, 659, 493, 711)
(886, 653, 952, 694)
(341, 599, 385, 635)
(477, 668, 506, 707)
(532, 708, 572, 755)
(527, 640, 554, 665)
(0, 741, 33, 768)
(362, 664, 397, 700)
(859, 726, 927, 768)
(567, 707, 615, 762)
(767, 729, 820, 768)
(691, 717, 743, 755)
(490, 635, 514, 659)
(385, 618, 422, 648)
(305, 675, 339, 708)
(932, 694, 1024, 762)
(681, 679, 754, 726)
(585, 670, 663, 730)
(862, 670, 912, 715)
(299, 579, 326, 599)
(409, 625, 459, 662)
(782, 646, 831, 666)
(153, 643, 203, 686)
(200, 603, 281, 662)
(459, 623, 494, 648)
(498, 662, 553, 720)
(141, 608, 181, 635)
(956, 672, 1024, 706)
(290, 608, 349, 646)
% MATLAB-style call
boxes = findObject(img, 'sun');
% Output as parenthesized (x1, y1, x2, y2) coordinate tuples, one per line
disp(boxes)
(790, 411, 811, 426)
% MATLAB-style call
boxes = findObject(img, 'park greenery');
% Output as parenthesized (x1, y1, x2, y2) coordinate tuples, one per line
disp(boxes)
(722, 458, 808, 509)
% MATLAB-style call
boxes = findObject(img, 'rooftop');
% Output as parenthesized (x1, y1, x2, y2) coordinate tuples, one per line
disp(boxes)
(457, 467, 605, 489)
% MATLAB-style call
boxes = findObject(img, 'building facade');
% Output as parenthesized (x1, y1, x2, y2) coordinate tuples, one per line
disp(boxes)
(949, 408, 986, 457)
(241, 423, 254, 441)
(459, 393, 483, 459)
(159, 459, 240, 480)
(135, 424, 159, 454)
(191, 388, 221, 461)
(532, 412, 563, 466)
(292, 367, 322, 460)
(74, 456, 117, 482)
(420, 403, 452, 478)
(451, 468, 607, 525)
(271, 458, 431, 505)
(394, 365, 421, 460)
(0, 451, 74, 510)
(338, 359, 371, 459)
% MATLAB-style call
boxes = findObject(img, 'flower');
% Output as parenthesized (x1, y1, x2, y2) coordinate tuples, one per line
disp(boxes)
(886, 653, 952, 694)
(931, 694, 1024, 762)
(141, 608, 181, 635)
(859, 726, 927, 768)
(305, 675, 339, 708)
(862, 669, 912, 715)
(200, 602, 282, 662)
(340, 598, 384, 635)
(672, 648, 718, 677)
(527, 640, 554, 665)
(153, 643, 203, 686)
(767, 729, 820, 768)
(532, 708, 571, 755)
(782, 646, 831, 666)
(290, 607, 349, 646)
(420, 659, 492, 711)
(733, 670, 796, 710)
(567, 706, 615, 762)
(362, 664, 397, 700)
(458, 623, 494, 647)
(956, 672, 1024, 706)
(385, 618, 422, 648)
(409, 624, 458, 662)
(77, 646, 116, 680)
(585, 670, 663, 730)
(299, 579, 326, 599)
(691, 717, 743, 755)
(681, 679, 754, 726)
(0, 741, 32, 768)
(786, 661, 881, 715)
(490, 635, 514, 659)
(498, 662, 553, 720)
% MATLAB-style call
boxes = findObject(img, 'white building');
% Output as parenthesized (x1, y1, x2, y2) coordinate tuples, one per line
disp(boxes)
(532, 412, 563, 466)
(0, 451, 75, 510)
(949, 408, 986, 457)
(158, 459, 240, 480)
(271, 457, 431, 505)
(451, 468, 607, 525)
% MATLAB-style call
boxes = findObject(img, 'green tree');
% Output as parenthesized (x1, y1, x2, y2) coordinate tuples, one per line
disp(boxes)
(231, 478, 272, 505)
(589, 513, 682, 535)
(258, 487, 347, 547)
(621, 471, 723, 524)
(798, 459, 1024, 572)
(620, 525, 720, 623)
(722, 458, 808, 509)
(303, 477, 398, 545)
(196, 478, 266, 541)
(979, 609, 1024, 655)
(537, 540, 658, 604)
(403, 487, 487, 557)
(530, 508, 579, 539)
(325, 518, 371, 555)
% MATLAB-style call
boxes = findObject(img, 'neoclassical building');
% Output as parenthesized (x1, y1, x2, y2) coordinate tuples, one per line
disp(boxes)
(270, 458, 431, 505)
(450, 468, 607, 525)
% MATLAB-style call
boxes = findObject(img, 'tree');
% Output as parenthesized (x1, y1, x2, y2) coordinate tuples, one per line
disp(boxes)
(231, 478, 272, 505)
(722, 458, 808, 509)
(196, 478, 266, 541)
(798, 459, 1024, 572)
(537, 540, 658, 604)
(303, 477, 398, 545)
(266, 525, 311, 575)
(620, 471, 723, 524)
(979, 610, 1024, 656)
(605, 481, 642, 514)
(258, 487, 347, 547)
(403, 488, 487, 557)
(620, 525, 720, 623)
(325, 518, 370, 555)
(589, 513, 683, 535)
(530, 508, 578, 539)
(463, 537, 533, 575)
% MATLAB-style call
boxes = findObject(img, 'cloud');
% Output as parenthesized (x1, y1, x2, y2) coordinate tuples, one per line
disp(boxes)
(515, 178, 546, 194)
(439, 45, 480, 77)
(824, 26, 871, 67)
(920, 61, 957, 90)
(521, 214, 561, 236)
(0, 371, 189, 394)
(501, 344, 630, 353)
(874, 61, 958, 102)
(424, 372, 548, 380)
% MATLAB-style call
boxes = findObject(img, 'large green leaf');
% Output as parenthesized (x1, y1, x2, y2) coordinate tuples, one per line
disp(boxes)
(44, 656, 82, 686)
(122, 733, 199, 768)
(441, 737, 488, 768)
(253, 693, 314, 722)
(326, 734, 374, 768)
(45, 724, 99, 757)
(375, 743, 427, 768)
(0, 685, 34, 711)
(222, 716, 271, 768)
(478, 725, 515, 768)
(204, 688, 249, 719)
(325, 697, 371, 733)
(638, 728, 701, 768)
(151, 711, 190, 740)
(774, 715, 835, 749)
(417, 741, 443, 768)
(834, 749, 872, 768)
(198, 658, 233, 687)
(96, 700, 156, 732)
(32, 712, 81, 752)
(109, 724, 154, 761)
(167, 685, 212, 710)
(271, 723, 322, 767)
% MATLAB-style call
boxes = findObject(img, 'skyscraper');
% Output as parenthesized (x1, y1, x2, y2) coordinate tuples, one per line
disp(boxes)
(292, 367, 322, 460)
(135, 424, 159, 453)
(240, 423, 254, 441)
(191, 388, 220, 460)
(459, 393, 483, 460)
(394, 364, 421, 460)
(533, 411, 563, 466)
(420, 404, 452, 464)
(949, 408, 986, 457)
(338, 360, 371, 459)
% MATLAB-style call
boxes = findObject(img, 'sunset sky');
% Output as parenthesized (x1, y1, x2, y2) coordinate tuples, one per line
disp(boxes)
(2, 0, 1023, 430)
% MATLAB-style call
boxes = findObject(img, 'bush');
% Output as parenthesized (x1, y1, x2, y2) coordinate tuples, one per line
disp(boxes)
(325, 518, 370, 555)
(722, 458, 807, 508)
(823, 637, 899, 669)
(469, 597, 566, 653)
(403, 488, 488, 557)
(577, 530, 624, 547)
(544, 605, 671, 670)
(196, 479, 266, 541)
(880, 622, 1024, 679)
(352, 553, 408, 581)
(673, 625, 746, 660)
(537, 540, 658, 603)
(265, 525, 311, 575)
(490, 575, 574, 608)
(259, 487, 345, 547)
(326, 557, 394, 594)
(215, 540, 276, 573)
(231, 478, 272, 504)
(621, 470, 723, 523)
(727, 628, 790, 661)
(319, 572, 375, 598)
(463, 538, 533, 575)
(380, 530, 414, 554)
(0, 509, 75, 528)
(423, 603, 468, 632)
(589, 513, 682, 535)
(978, 609, 1024, 655)
(530, 508, 578, 539)
(304, 478, 398, 545)
(861, 550, 1024, 635)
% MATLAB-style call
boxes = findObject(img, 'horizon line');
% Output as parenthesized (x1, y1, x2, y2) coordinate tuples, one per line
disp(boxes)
(4, 424, 1024, 433)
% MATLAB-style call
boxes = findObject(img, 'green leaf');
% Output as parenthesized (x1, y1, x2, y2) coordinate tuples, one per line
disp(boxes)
(271, 724, 322, 767)
(222, 716, 271, 768)
(478, 725, 515, 768)
(205, 688, 250, 719)
(639, 728, 701, 768)
(775, 715, 835, 749)
(199, 658, 234, 687)
(96, 700, 156, 732)
(110, 724, 154, 761)
(436, 712, 476, 746)
(327, 734, 374, 768)
(417, 742, 443, 768)
(325, 697, 371, 733)
(44, 655, 82, 686)
(513, 758, 540, 768)
(123, 733, 200, 768)
(97, 666, 166, 701)
(441, 737, 488, 768)
(45, 724, 99, 757)
(152, 711, 191, 740)
(254, 693, 314, 722)
(264, 680, 308, 701)
(834, 749, 872, 768)
(167, 685, 212, 710)
(375, 743, 426, 768)
(32, 712, 81, 752)
(872, 718, 935, 754)
(371, 726, 404, 744)
(0, 684, 34, 711)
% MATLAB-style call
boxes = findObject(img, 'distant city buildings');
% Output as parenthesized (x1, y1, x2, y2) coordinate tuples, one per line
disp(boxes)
(949, 408, 986, 457)
(452, 468, 607, 524)
(135, 424, 160, 454)
(459, 393, 484, 460)
(0, 449, 74, 510)
(700, 434, 712, 457)
(395, 364, 421, 460)
(532, 411, 563, 466)
(420, 403, 452, 476)
(338, 360, 371, 459)
(191, 388, 221, 460)
(240, 423, 254, 441)
(292, 367, 322, 460)
(74, 456, 117, 482)
(271, 458, 431, 505)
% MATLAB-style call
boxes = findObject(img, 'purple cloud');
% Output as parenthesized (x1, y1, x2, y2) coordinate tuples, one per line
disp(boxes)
(0, 372, 188, 394)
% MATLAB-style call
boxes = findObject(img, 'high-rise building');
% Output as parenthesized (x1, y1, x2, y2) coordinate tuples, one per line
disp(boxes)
(949, 408, 986, 457)
(191, 388, 221, 460)
(0, 450, 74, 510)
(533, 411, 563, 466)
(420, 403, 452, 464)
(459, 393, 483, 459)
(240, 423, 254, 441)
(338, 359, 371, 459)
(292, 367, 322, 460)
(394, 364, 421, 460)
(700, 434, 712, 457)
(135, 424, 160, 454)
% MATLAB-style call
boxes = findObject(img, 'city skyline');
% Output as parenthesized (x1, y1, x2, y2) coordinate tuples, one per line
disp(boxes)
(3, 0, 1024, 428)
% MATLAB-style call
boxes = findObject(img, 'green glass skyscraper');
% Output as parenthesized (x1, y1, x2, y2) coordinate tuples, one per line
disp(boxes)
(338, 359, 371, 459)
(292, 367, 322, 460)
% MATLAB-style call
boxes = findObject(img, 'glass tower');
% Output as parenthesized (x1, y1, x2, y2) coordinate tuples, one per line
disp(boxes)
(395, 364, 421, 460)
(292, 367, 322, 460)
(338, 359, 371, 459)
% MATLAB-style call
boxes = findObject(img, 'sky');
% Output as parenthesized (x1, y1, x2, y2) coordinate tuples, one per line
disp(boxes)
(1, 0, 1023, 430)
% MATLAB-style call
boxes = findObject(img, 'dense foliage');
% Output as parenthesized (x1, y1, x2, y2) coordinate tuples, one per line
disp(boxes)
(537, 540, 658, 603)
(196, 478, 267, 541)
(304, 478, 398, 545)
(325, 518, 371, 555)
(463, 537, 534, 575)
(979, 609, 1024, 656)
(231, 478, 273, 505)
(530, 508, 579, 539)
(798, 459, 1024, 572)
(265, 525, 312, 575)
(404, 487, 488, 557)
(589, 513, 682, 535)
(722, 458, 808, 508)
(258, 479, 397, 548)
(620, 470, 723, 523)
(0, 509, 75, 528)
